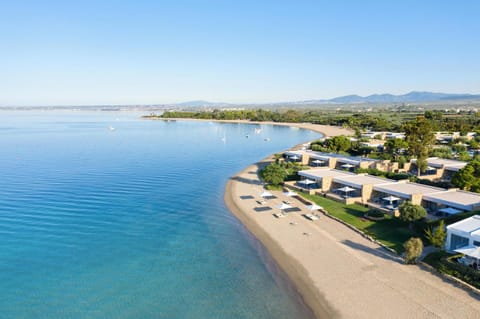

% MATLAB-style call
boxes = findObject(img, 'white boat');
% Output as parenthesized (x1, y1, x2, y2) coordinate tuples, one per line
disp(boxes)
(254, 128, 262, 134)
(108, 126, 116, 131)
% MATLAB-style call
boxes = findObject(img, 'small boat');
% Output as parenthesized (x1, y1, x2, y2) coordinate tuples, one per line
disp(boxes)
(254, 128, 262, 134)
(221, 133, 226, 143)
(108, 126, 116, 131)
(264, 138, 270, 141)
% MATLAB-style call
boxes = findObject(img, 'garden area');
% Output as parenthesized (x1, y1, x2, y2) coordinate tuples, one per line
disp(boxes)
(423, 251, 480, 289)
(299, 193, 414, 253)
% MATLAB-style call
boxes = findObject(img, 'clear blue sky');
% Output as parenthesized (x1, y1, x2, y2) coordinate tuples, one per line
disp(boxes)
(1, 0, 479, 106)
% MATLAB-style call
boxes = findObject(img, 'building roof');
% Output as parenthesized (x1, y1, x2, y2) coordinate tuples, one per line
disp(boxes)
(298, 168, 354, 180)
(426, 157, 467, 171)
(333, 174, 395, 189)
(423, 190, 480, 211)
(373, 181, 445, 199)
(447, 215, 480, 238)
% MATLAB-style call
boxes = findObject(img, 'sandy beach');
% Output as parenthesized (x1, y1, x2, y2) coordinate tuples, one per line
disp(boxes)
(225, 160, 480, 318)
(218, 121, 480, 319)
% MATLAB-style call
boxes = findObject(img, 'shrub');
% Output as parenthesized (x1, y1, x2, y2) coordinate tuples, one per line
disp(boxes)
(403, 237, 423, 264)
(367, 210, 384, 218)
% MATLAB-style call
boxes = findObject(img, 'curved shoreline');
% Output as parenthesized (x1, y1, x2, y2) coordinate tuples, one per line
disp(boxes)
(221, 130, 480, 319)
(224, 160, 339, 319)
(144, 117, 354, 137)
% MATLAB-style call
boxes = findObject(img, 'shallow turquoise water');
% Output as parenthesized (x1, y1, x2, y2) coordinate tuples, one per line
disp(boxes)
(0, 111, 320, 318)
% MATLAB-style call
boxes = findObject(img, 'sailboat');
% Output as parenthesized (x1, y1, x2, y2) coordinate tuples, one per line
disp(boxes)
(221, 133, 226, 143)
(254, 128, 262, 134)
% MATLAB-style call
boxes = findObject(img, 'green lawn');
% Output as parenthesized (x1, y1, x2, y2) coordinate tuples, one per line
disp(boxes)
(300, 193, 413, 253)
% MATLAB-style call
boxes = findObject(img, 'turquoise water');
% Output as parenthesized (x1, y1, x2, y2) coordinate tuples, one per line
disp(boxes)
(0, 111, 320, 319)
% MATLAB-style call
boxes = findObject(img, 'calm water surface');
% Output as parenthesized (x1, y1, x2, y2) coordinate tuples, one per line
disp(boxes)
(0, 111, 320, 318)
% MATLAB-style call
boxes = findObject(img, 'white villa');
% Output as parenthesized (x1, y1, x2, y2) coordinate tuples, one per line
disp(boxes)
(445, 215, 480, 251)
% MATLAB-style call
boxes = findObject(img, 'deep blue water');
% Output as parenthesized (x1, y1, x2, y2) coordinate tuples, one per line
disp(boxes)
(0, 111, 320, 319)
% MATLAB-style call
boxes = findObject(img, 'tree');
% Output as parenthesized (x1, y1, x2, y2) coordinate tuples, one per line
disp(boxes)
(260, 163, 287, 186)
(384, 138, 408, 159)
(403, 117, 435, 176)
(325, 135, 351, 153)
(403, 237, 423, 264)
(452, 160, 480, 192)
(399, 201, 427, 229)
(424, 220, 447, 249)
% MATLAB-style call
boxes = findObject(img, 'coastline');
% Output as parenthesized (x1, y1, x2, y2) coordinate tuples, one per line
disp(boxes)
(220, 130, 480, 318)
(144, 117, 354, 137)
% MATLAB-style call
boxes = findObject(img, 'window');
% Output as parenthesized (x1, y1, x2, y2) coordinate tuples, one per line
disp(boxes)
(473, 241, 480, 247)
(450, 234, 469, 250)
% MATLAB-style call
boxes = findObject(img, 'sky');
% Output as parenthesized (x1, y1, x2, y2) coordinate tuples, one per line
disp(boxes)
(1, 0, 479, 106)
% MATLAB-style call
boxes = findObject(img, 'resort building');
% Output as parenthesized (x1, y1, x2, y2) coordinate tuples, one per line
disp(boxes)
(406, 157, 467, 181)
(445, 215, 480, 251)
(283, 150, 398, 172)
(293, 167, 480, 215)
(422, 190, 480, 213)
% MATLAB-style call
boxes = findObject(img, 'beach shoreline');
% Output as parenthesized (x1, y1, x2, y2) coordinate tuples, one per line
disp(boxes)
(145, 117, 480, 318)
(144, 117, 354, 137)
(219, 126, 480, 318)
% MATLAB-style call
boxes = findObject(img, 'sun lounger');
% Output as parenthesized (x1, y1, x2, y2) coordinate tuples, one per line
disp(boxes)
(303, 214, 319, 221)
(273, 212, 286, 218)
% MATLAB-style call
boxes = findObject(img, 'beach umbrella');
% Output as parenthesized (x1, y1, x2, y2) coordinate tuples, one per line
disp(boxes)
(382, 195, 400, 203)
(284, 190, 298, 197)
(336, 186, 355, 197)
(341, 163, 354, 169)
(277, 203, 293, 210)
(336, 186, 355, 193)
(306, 204, 323, 211)
(311, 159, 325, 166)
(260, 191, 273, 198)
(289, 155, 300, 161)
(298, 179, 316, 185)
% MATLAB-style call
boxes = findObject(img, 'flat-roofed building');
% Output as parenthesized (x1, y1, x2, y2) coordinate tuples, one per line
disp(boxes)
(408, 157, 467, 181)
(332, 175, 395, 203)
(284, 150, 380, 171)
(298, 168, 354, 192)
(373, 181, 445, 206)
(423, 190, 480, 212)
(445, 215, 480, 251)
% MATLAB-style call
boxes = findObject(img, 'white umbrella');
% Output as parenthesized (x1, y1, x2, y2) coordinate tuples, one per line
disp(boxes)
(306, 204, 323, 211)
(382, 195, 400, 203)
(341, 163, 354, 169)
(454, 246, 480, 259)
(277, 203, 293, 210)
(336, 186, 355, 193)
(439, 207, 463, 215)
(311, 159, 325, 166)
(289, 155, 300, 160)
(284, 190, 298, 197)
(298, 179, 316, 185)
(260, 191, 273, 198)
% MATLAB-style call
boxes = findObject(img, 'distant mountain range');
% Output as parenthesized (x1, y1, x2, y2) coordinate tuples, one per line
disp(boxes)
(306, 91, 480, 104)
(175, 91, 480, 107)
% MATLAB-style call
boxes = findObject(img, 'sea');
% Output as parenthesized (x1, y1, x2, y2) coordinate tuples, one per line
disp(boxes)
(0, 111, 320, 319)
